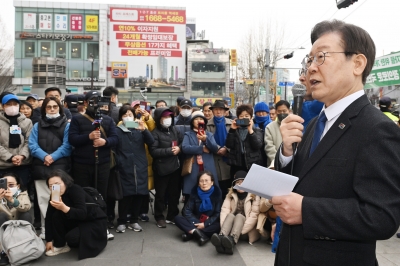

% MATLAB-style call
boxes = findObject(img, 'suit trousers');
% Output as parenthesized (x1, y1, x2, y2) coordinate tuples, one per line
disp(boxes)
(154, 169, 180, 221)
(35, 180, 50, 230)
(72, 162, 109, 201)
(220, 213, 245, 243)
(174, 215, 221, 238)
(51, 211, 80, 248)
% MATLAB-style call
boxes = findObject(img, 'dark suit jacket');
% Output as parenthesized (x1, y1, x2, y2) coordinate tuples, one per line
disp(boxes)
(274, 95, 400, 266)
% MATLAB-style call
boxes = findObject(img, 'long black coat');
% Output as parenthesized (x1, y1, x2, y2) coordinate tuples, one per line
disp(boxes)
(274, 95, 400, 266)
(116, 124, 154, 196)
(45, 184, 107, 260)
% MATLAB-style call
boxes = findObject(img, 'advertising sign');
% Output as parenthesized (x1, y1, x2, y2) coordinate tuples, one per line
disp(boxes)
(86, 15, 98, 32)
(186, 17, 196, 40)
(39, 14, 52, 30)
(190, 97, 231, 107)
(365, 52, 400, 89)
(230, 49, 237, 66)
(111, 62, 128, 78)
(70, 15, 83, 31)
(23, 13, 36, 29)
(109, 7, 186, 90)
(55, 14, 68, 31)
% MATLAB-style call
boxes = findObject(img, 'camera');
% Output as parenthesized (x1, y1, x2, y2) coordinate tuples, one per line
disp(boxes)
(236, 118, 250, 127)
(88, 96, 111, 108)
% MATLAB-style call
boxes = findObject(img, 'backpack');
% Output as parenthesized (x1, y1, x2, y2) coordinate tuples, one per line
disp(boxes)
(0, 220, 45, 266)
(83, 187, 107, 215)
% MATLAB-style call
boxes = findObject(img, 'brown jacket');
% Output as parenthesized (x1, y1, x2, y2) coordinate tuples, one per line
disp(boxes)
(220, 188, 260, 243)
(256, 197, 273, 237)
(0, 191, 31, 220)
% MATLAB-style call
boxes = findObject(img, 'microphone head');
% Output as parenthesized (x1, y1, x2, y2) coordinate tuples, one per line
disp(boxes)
(291, 84, 307, 97)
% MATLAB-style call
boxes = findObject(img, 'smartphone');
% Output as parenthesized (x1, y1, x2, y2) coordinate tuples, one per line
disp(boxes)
(171, 140, 178, 147)
(125, 120, 139, 129)
(199, 214, 209, 223)
(139, 101, 148, 111)
(51, 184, 61, 202)
(146, 102, 151, 112)
(198, 122, 205, 135)
(0, 178, 7, 190)
(236, 118, 250, 127)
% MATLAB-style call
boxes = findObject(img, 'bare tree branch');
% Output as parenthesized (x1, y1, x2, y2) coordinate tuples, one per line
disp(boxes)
(0, 15, 15, 94)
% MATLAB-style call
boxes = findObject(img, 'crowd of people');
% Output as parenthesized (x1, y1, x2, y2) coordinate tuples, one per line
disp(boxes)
(0, 19, 399, 266)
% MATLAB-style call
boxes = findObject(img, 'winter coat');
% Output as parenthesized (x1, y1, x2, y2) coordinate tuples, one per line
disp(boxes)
(29, 115, 72, 180)
(68, 110, 118, 165)
(181, 130, 219, 194)
(264, 121, 282, 168)
(256, 197, 273, 238)
(0, 191, 31, 220)
(45, 184, 107, 260)
(206, 117, 232, 181)
(175, 114, 192, 126)
(149, 107, 183, 177)
(183, 185, 222, 227)
(220, 189, 260, 243)
(108, 102, 120, 125)
(116, 124, 154, 196)
(0, 112, 32, 169)
(225, 127, 264, 170)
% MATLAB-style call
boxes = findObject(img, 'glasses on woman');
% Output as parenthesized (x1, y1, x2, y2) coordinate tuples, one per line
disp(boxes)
(46, 105, 59, 110)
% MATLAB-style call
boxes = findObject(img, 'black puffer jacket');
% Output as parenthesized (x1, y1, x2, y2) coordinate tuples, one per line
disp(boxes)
(225, 127, 264, 170)
(149, 107, 183, 177)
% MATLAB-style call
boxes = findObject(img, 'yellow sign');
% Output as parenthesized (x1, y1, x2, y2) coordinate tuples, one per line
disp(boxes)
(230, 49, 237, 66)
(86, 15, 98, 32)
(111, 62, 128, 78)
(229, 93, 235, 107)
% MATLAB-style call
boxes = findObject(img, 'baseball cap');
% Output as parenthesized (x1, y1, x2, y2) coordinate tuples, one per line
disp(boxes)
(84, 91, 100, 101)
(26, 94, 38, 101)
(379, 97, 392, 108)
(65, 94, 84, 105)
(161, 110, 173, 117)
(179, 99, 193, 108)
(176, 96, 185, 105)
(232, 170, 247, 187)
(2, 94, 20, 105)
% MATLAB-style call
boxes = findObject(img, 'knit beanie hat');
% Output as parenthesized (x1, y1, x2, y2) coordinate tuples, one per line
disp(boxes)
(254, 102, 270, 114)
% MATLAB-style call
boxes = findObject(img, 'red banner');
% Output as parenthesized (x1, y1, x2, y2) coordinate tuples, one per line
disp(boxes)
(116, 33, 177, 41)
(118, 41, 180, 49)
(113, 25, 174, 33)
(121, 49, 182, 57)
(110, 8, 186, 24)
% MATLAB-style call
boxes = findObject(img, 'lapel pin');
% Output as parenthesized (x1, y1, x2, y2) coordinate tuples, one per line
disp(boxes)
(338, 123, 346, 129)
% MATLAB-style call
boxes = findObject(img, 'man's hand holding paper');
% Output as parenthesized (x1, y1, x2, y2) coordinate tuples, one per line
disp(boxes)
(271, 193, 303, 225)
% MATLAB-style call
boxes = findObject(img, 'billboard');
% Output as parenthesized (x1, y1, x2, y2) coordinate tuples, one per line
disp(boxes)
(109, 7, 186, 89)
(111, 62, 128, 78)
(55, 14, 68, 31)
(365, 51, 400, 89)
(186, 17, 196, 40)
(23, 13, 36, 29)
(39, 14, 52, 30)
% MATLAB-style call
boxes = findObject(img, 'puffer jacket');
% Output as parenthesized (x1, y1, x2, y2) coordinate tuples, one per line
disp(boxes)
(256, 197, 273, 237)
(149, 107, 183, 177)
(0, 112, 32, 169)
(220, 188, 260, 243)
(0, 191, 31, 220)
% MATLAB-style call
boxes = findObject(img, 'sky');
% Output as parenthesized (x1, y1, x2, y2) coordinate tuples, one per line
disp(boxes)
(1, 0, 399, 82)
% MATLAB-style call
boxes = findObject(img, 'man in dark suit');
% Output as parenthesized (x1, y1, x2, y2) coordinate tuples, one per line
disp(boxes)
(271, 20, 400, 266)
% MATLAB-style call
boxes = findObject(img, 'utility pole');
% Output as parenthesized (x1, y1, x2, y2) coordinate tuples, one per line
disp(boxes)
(265, 49, 270, 107)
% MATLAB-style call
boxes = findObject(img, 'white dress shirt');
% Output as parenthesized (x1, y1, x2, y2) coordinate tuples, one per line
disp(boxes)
(279, 90, 365, 167)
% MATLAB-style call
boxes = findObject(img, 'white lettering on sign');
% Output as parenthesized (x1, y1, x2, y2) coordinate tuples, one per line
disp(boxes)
(112, 9, 138, 21)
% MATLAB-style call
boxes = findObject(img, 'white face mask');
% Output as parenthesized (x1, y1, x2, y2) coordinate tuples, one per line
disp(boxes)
(123, 116, 134, 123)
(161, 117, 172, 128)
(4, 106, 19, 116)
(9, 186, 19, 196)
(180, 109, 192, 118)
(46, 113, 60, 119)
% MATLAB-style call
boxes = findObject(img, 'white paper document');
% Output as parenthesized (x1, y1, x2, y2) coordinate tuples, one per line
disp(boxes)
(233, 164, 299, 200)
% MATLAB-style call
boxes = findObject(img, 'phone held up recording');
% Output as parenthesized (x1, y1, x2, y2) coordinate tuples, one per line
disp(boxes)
(51, 184, 61, 202)
(0, 178, 7, 190)
(198, 122, 205, 135)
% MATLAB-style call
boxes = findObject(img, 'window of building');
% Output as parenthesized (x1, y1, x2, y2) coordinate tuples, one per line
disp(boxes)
(87, 43, 99, 59)
(71, 43, 82, 59)
(56, 42, 66, 58)
(115, 78, 125, 88)
(24, 42, 35, 57)
(192, 62, 225, 72)
(40, 42, 51, 57)
(192, 82, 225, 96)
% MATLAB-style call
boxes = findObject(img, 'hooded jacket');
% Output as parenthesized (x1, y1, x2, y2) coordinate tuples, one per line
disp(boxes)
(149, 107, 183, 176)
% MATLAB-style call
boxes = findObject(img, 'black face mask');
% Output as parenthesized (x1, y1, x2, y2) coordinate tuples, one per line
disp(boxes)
(277, 113, 288, 122)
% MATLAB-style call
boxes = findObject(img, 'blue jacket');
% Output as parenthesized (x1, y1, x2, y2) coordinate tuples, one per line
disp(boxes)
(182, 130, 219, 195)
(183, 185, 222, 228)
(302, 100, 324, 131)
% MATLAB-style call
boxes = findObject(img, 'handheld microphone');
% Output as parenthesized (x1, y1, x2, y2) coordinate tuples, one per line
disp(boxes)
(291, 83, 307, 116)
(291, 84, 307, 153)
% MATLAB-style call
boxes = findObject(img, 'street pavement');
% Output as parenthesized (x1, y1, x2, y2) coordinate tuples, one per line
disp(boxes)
(29, 201, 400, 266)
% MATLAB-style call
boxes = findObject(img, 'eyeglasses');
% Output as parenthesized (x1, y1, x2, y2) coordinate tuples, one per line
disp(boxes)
(199, 180, 211, 184)
(46, 105, 59, 110)
(305, 51, 358, 70)
(298, 68, 306, 76)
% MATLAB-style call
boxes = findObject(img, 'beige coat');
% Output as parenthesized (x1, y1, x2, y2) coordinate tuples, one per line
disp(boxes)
(0, 191, 31, 220)
(256, 197, 273, 237)
(264, 120, 282, 168)
(220, 189, 260, 243)
(207, 117, 232, 181)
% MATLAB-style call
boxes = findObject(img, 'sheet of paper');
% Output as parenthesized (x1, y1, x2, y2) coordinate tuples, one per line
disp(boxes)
(233, 164, 299, 199)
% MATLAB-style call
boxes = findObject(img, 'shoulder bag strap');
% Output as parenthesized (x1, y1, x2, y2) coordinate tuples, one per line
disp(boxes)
(82, 114, 108, 138)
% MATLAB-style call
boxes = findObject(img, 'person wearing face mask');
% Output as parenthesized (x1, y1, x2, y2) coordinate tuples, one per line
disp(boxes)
(0, 172, 32, 265)
(149, 108, 183, 228)
(225, 104, 264, 177)
(28, 97, 72, 240)
(114, 106, 154, 233)
(175, 99, 193, 126)
(0, 94, 32, 188)
(379, 96, 399, 123)
(264, 100, 290, 169)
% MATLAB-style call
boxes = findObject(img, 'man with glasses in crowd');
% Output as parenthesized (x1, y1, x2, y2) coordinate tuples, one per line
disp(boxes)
(271, 20, 400, 265)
